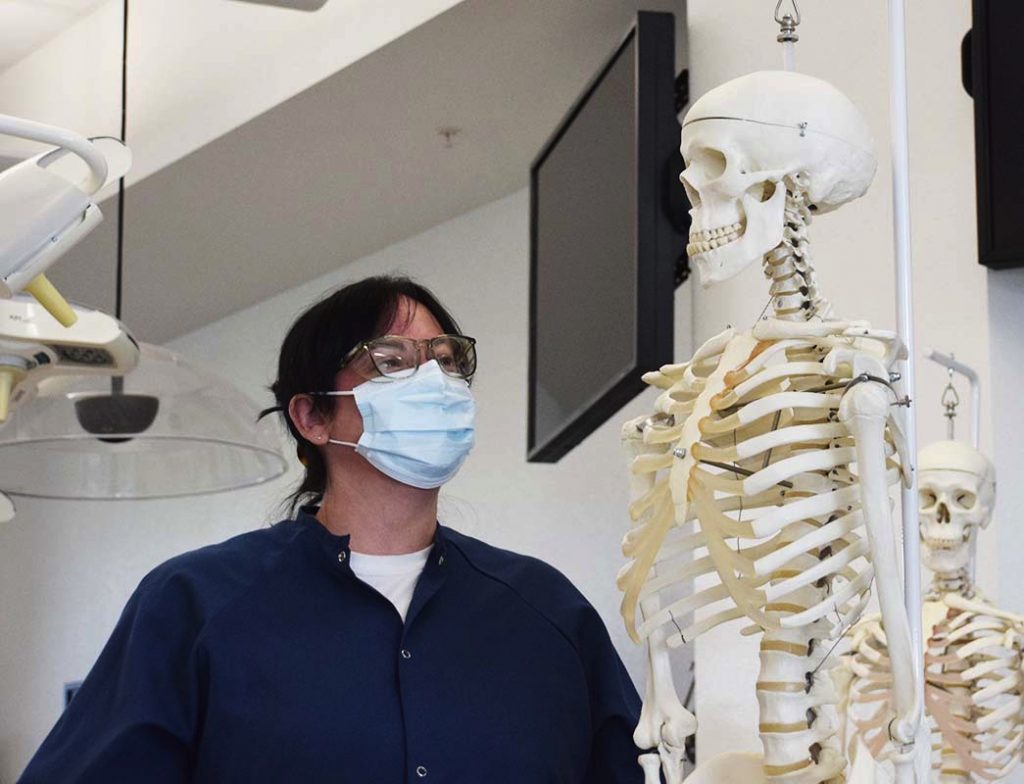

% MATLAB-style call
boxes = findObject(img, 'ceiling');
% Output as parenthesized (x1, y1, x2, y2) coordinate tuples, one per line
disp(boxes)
(0, 0, 107, 69)
(47, 0, 686, 343)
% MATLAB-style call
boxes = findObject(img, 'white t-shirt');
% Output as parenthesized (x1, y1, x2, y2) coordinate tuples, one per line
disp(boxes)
(348, 545, 432, 622)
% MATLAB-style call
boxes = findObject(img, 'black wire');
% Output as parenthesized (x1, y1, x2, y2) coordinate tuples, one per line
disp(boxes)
(115, 0, 128, 321)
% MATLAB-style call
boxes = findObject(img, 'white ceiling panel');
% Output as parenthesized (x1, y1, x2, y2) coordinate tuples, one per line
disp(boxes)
(45, 0, 687, 343)
(0, 0, 107, 69)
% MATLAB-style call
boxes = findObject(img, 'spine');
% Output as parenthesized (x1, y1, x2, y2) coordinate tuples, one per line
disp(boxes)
(758, 585, 846, 783)
(762, 182, 835, 323)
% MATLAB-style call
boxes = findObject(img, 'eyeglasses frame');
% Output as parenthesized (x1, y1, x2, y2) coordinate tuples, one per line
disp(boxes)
(340, 333, 477, 383)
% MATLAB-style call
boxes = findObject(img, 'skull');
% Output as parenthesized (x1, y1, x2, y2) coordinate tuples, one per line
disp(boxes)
(680, 71, 877, 286)
(918, 440, 996, 574)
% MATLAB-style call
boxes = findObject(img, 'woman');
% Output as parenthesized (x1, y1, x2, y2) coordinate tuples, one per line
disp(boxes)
(20, 275, 643, 783)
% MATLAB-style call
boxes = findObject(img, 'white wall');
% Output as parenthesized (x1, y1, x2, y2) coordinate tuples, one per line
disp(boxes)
(0, 187, 695, 779)
(685, 0, 1001, 770)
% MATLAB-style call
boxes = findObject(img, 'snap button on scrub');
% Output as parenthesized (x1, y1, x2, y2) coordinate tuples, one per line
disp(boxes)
(401, 649, 412, 660)
(337, 550, 347, 563)
(416, 765, 428, 777)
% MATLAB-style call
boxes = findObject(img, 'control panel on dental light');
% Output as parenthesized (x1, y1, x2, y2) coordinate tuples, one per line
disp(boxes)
(0, 114, 130, 327)
(0, 296, 139, 423)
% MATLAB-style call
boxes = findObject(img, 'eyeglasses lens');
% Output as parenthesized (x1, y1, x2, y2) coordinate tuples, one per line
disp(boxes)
(368, 339, 419, 380)
(430, 336, 476, 380)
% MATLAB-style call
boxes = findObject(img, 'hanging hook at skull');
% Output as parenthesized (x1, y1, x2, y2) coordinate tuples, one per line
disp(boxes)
(940, 365, 960, 441)
(774, 0, 801, 43)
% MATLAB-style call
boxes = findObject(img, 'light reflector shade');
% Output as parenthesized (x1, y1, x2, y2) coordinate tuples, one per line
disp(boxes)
(0, 343, 288, 499)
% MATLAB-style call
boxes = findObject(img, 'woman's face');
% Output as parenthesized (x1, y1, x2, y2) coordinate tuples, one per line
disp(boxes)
(326, 295, 446, 446)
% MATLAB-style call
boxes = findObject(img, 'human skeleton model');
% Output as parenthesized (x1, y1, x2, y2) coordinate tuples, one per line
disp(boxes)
(618, 71, 922, 784)
(845, 441, 1023, 782)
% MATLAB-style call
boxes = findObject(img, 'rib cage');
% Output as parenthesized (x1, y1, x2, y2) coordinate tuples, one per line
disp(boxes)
(847, 602, 1024, 782)
(926, 605, 1024, 781)
(622, 329, 901, 646)
(845, 617, 897, 759)
(620, 322, 905, 783)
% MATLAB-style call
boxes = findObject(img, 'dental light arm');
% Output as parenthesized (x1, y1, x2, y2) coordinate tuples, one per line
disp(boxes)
(0, 114, 131, 328)
(0, 114, 109, 194)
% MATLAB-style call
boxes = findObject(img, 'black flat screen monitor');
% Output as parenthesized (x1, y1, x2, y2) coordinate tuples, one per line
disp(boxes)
(970, 1, 1024, 269)
(528, 11, 684, 463)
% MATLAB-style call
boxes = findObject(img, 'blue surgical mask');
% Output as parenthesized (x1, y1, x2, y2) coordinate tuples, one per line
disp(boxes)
(318, 359, 476, 489)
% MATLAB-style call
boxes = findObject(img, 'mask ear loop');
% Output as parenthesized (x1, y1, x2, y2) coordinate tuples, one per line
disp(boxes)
(327, 438, 359, 449)
(306, 390, 359, 449)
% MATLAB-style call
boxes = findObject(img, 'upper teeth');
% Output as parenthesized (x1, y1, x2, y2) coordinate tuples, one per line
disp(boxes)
(686, 223, 744, 256)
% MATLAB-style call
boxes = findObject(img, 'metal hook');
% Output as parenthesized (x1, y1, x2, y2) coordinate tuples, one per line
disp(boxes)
(775, 0, 801, 25)
(941, 366, 960, 441)
(775, 0, 801, 43)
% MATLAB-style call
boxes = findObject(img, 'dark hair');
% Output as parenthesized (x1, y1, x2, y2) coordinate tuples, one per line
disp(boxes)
(260, 275, 463, 516)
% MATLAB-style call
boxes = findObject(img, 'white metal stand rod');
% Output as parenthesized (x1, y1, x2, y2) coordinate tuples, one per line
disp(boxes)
(782, 42, 796, 71)
(924, 348, 981, 449)
(888, 3, 923, 775)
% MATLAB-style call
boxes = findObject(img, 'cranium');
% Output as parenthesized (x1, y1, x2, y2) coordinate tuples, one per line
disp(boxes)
(918, 440, 996, 574)
(680, 71, 877, 286)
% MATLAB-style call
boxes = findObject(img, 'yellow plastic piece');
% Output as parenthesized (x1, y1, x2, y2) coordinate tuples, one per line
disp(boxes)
(0, 365, 27, 422)
(24, 274, 77, 327)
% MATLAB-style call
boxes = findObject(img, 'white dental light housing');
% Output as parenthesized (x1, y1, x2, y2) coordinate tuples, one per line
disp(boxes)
(0, 343, 288, 500)
(0, 115, 130, 326)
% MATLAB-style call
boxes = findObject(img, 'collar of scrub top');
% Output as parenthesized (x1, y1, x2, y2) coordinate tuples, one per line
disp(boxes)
(294, 504, 451, 624)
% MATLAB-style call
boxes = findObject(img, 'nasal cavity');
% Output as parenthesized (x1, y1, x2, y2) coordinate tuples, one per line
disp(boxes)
(937, 503, 950, 524)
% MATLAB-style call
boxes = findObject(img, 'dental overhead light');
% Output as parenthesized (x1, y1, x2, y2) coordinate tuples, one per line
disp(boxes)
(0, 343, 288, 500)
(0, 126, 135, 517)
(0, 0, 288, 502)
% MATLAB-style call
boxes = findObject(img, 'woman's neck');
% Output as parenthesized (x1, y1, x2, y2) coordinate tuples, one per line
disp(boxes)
(315, 460, 439, 554)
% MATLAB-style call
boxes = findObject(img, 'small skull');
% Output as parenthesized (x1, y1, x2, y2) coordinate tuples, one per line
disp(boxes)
(680, 71, 877, 286)
(918, 440, 996, 574)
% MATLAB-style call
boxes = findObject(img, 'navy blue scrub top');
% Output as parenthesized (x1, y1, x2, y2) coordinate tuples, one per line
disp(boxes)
(20, 506, 644, 783)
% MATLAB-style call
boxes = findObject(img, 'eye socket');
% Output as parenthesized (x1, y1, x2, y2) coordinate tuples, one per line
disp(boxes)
(689, 148, 728, 179)
(919, 490, 937, 510)
(954, 491, 977, 510)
